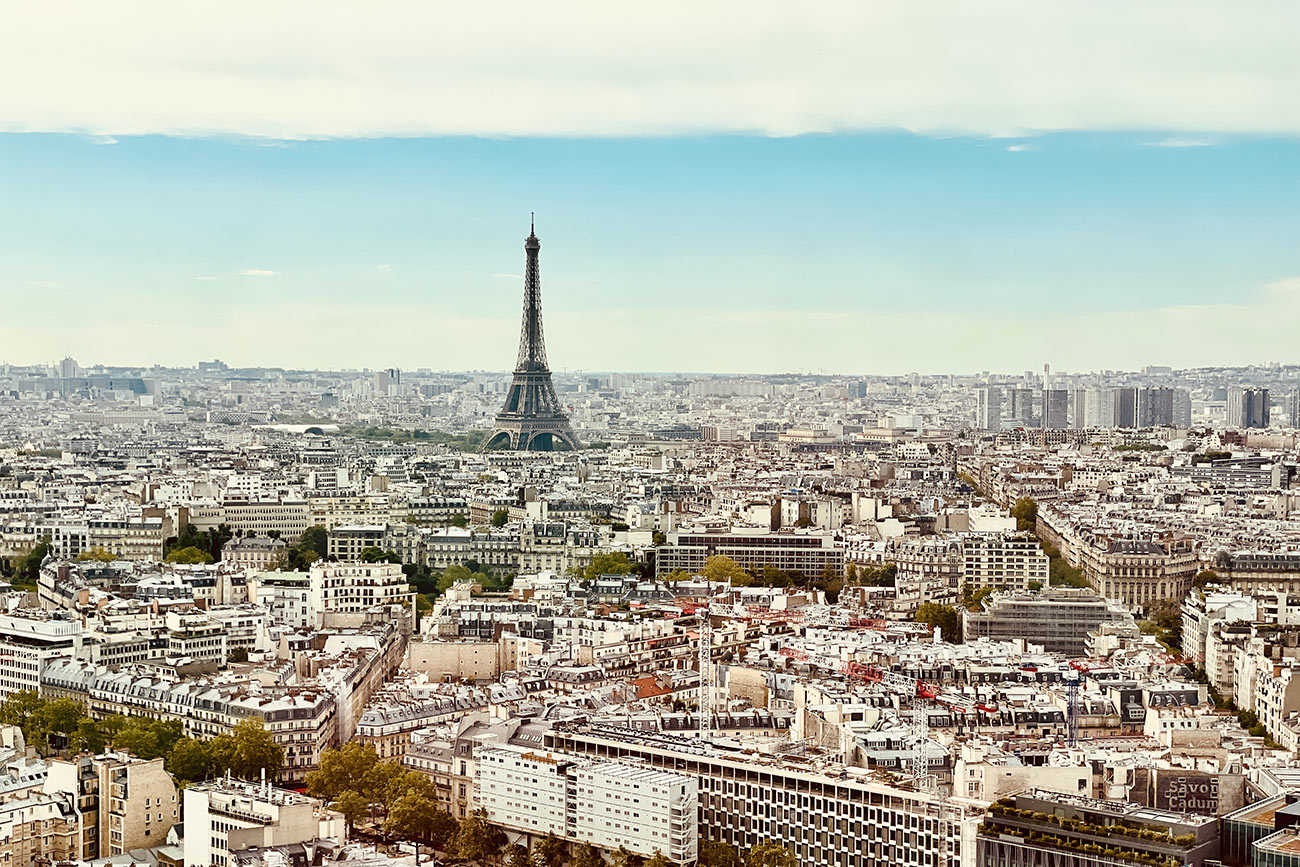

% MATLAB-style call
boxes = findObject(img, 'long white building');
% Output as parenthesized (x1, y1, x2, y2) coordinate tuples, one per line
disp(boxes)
(477, 745, 698, 864)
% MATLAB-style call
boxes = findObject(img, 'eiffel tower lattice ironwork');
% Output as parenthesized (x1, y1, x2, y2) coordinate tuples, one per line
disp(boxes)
(484, 217, 581, 452)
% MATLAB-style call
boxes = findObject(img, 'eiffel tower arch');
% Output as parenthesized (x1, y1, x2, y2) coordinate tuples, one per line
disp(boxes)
(484, 218, 581, 452)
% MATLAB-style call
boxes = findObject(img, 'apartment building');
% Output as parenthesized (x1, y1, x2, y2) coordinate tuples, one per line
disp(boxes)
(308, 562, 413, 627)
(0, 791, 77, 867)
(656, 529, 844, 578)
(249, 571, 313, 629)
(961, 534, 1049, 591)
(44, 752, 178, 859)
(222, 535, 287, 571)
(0, 612, 83, 699)
(326, 524, 386, 561)
(218, 500, 311, 543)
(962, 588, 1134, 656)
(477, 744, 698, 863)
(85, 515, 169, 561)
(166, 608, 228, 666)
(977, 789, 1219, 867)
(543, 722, 975, 867)
(182, 778, 345, 867)
(40, 660, 341, 784)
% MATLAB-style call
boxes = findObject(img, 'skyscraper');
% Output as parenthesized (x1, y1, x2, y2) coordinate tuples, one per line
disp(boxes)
(976, 386, 1003, 431)
(1227, 387, 1270, 429)
(1042, 389, 1069, 429)
(484, 219, 581, 452)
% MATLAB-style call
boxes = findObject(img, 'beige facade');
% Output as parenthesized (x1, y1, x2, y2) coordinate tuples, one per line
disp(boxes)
(405, 640, 500, 682)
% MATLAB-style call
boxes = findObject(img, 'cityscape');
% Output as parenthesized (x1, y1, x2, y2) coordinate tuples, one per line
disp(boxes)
(4, 4, 1300, 867)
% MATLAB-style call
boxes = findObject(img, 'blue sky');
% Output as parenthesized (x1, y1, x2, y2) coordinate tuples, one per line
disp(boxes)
(2, 2, 1299, 373)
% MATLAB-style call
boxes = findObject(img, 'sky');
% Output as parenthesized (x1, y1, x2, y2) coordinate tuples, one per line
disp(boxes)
(2, 1, 1299, 375)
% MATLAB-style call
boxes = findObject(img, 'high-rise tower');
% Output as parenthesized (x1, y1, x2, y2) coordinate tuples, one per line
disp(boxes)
(484, 218, 581, 452)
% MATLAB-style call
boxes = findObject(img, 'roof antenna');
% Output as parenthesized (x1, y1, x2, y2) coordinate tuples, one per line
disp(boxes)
(531, 212, 535, 233)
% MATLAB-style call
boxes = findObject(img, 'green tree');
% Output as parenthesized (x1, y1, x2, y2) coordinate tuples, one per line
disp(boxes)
(214, 717, 283, 780)
(455, 808, 505, 864)
(611, 848, 644, 867)
(914, 602, 961, 643)
(166, 545, 214, 564)
(575, 552, 637, 582)
(534, 834, 567, 867)
(167, 737, 214, 782)
(386, 792, 434, 845)
(414, 593, 434, 625)
(332, 790, 370, 832)
(112, 716, 183, 759)
(491, 509, 510, 528)
(0, 691, 49, 749)
(504, 844, 531, 867)
(300, 525, 328, 556)
(227, 646, 250, 663)
(450, 513, 469, 529)
(572, 843, 605, 867)
(1011, 497, 1039, 532)
(306, 741, 380, 803)
(699, 841, 742, 867)
(72, 718, 108, 754)
(38, 698, 87, 738)
(380, 767, 436, 811)
(745, 842, 797, 867)
(359, 546, 402, 564)
(12, 535, 52, 586)
(75, 547, 116, 562)
(701, 555, 747, 584)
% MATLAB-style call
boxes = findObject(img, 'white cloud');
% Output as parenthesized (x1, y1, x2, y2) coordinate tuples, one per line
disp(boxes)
(1, 2, 1297, 139)
(27, 280, 63, 289)
(91, 133, 117, 145)
(238, 269, 276, 277)
(1143, 137, 1217, 147)
(376, 264, 392, 272)
(1005, 143, 1037, 152)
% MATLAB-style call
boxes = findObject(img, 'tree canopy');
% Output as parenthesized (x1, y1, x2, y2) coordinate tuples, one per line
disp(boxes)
(745, 842, 798, 867)
(914, 602, 961, 643)
(1011, 497, 1039, 532)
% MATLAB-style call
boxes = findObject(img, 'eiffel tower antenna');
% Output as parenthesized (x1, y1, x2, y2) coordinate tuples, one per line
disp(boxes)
(484, 217, 581, 452)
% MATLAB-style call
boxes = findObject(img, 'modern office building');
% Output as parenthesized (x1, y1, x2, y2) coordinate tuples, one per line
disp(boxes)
(1042, 389, 1069, 429)
(961, 534, 1050, 592)
(543, 722, 977, 867)
(962, 587, 1134, 655)
(1227, 387, 1271, 429)
(477, 744, 698, 863)
(978, 789, 1219, 867)
(655, 529, 844, 578)
(976, 386, 1003, 431)
(0, 611, 83, 698)
(182, 778, 345, 867)
(1136, 386, 1176, 428)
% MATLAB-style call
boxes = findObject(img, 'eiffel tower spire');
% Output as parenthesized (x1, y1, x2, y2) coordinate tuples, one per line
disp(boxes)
(484, 218, 580, 452)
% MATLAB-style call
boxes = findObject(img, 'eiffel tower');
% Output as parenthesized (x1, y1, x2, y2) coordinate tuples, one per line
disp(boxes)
(484, 218, 581, 452)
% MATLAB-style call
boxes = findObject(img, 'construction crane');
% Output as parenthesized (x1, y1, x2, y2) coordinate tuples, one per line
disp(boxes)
(1066, 669, 1080, 746)
(697, 596, 713, 742)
